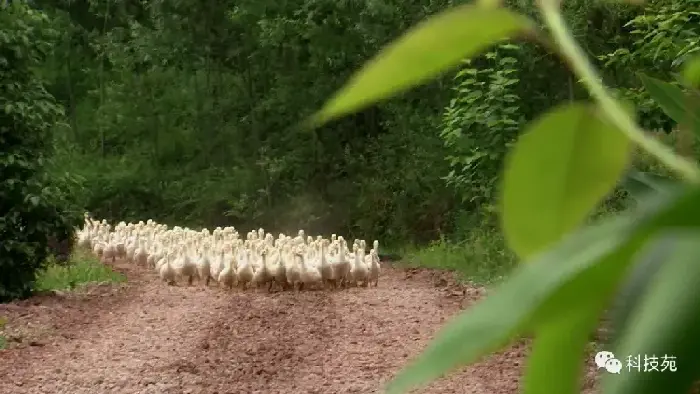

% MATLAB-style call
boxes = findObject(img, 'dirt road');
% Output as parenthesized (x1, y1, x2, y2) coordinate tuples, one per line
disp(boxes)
(0, 261, 597, 394)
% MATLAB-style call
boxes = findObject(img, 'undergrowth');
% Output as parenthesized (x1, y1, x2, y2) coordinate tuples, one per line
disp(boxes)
(403, 226, 517, 284)
(34, 250, 126, 292)
(404, 197, 631, 285)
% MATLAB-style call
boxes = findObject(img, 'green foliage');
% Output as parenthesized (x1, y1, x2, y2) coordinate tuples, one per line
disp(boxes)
(7, 0, 671, 254)
(36, 0, 462, 244)
(599, 0, 700, 131)
(441, 43, 522, 205)
(34, 250, 126, 292)
(3, 0, 699, 372)
(0, 2, 82, 302)
(404, 229, 516, 283)
(310, 4, 534, 126)
(310, 1, 700, 393)
(682, 55, 700, 86)
(638, 72, 700, 138)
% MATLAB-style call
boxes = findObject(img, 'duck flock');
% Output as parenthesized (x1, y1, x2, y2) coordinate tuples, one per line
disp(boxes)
(75, 214, 382, 291)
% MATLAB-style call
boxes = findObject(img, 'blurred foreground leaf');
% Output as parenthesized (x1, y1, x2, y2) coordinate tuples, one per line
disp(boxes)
(386, 186, 700, 394)
(309, 5, 534, 127)
(501, 102, 631, 259)
(604, 232, 700, 394)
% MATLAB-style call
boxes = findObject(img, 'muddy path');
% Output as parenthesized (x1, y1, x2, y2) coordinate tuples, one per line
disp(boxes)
(0, 261, 598, 394)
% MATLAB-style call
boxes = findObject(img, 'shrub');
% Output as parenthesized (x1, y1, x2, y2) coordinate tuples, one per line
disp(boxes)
(0, 3, 82, 301)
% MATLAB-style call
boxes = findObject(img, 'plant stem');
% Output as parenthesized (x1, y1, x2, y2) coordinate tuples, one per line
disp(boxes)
(537, 0, 700, 184)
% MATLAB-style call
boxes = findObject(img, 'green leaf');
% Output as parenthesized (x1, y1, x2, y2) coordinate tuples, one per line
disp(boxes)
(621, 169, 678, 202)
(521, 220, 663, 394)
(603, 232, 700, 394)
(605, 236, 674, 350)
(524, 310, 599, 394)
(501, 102, 631, 259)
(386, 186, 700, 394)
(385, 215, 633, 394)
(638, 73, 688, 122)
(308, 5, 534, 127)
(638, 73, 700, 137)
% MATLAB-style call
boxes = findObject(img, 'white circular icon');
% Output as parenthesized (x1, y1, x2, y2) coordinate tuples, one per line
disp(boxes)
(595, 351, 615, 369)
(605, 358, 623, 374)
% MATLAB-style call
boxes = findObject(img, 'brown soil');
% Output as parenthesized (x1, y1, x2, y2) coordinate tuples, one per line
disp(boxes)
(0, 261, 599, 394)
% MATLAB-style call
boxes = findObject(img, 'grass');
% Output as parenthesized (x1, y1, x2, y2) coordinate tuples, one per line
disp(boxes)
(400, 225, 517, 284)
(34, 249, 126, 292)
(397, 196, 630, 286)
(0, 316, 6, 350)
(0, 252, 123, 351)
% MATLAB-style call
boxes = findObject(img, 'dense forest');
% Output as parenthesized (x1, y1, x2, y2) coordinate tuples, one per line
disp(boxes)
(2, 0, 699, 298)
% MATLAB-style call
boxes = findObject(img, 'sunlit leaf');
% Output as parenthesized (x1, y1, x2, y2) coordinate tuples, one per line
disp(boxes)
(501, 102, 631, 259)
(308, 5, 534, 127)
(603, 232, 700, 394)
(385, 186, 700, 394)
(681, 55, 700, 88)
